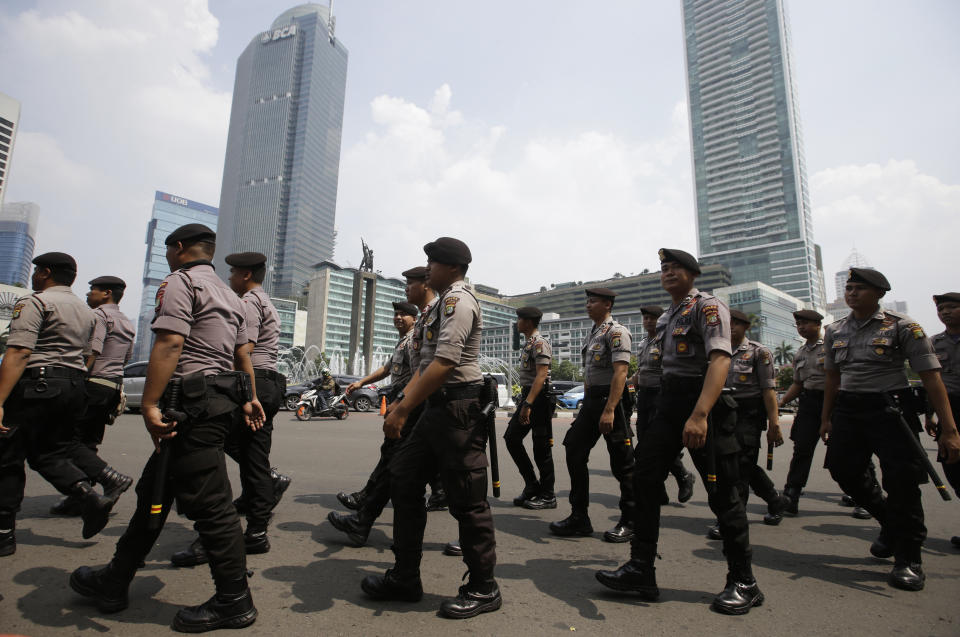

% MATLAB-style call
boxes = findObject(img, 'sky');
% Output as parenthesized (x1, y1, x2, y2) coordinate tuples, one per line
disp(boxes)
(1, 0, 958, 332)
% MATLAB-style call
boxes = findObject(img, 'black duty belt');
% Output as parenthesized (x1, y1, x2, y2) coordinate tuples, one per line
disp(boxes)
(800, 389, 824, 398)
(254, 368, 285, 382)
(636, 385, 660, 395)
(661, 375, 704, 393)
(428, 382, 483, 405)
(837, 390, 894, 408)
(24, 366, 85, 379)
(585, 385, 611, 398)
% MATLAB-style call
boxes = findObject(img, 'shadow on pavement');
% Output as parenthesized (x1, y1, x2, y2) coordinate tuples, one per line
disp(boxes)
(13, 527, 95, 551)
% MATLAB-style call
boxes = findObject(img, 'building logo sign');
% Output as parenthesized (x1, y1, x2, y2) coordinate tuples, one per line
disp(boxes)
(261, 24, 297, 44)
(161, 193, 189, 206)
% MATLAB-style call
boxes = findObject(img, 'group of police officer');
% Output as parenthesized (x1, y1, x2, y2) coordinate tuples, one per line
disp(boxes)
(0, 226, 958, 629)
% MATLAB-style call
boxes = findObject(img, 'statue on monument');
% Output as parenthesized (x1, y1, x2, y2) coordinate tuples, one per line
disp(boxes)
(360, 238, 374, 272)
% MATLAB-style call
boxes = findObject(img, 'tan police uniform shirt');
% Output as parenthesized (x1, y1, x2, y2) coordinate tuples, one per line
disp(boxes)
(518, 330, 552, 387)
(634, 334, 663, 389)
(416, 280, 483, 386)
(657, 288, 732, 377)
(931, 331, 960, 396)
(409, 296, 438, 372)
(151, 263, 247, 378)
(581, 317, 632, 387)
(88, 303, 135, 378)
(7, 286, 95, 370)
(792, 340, 826, 391)
(390, 326, 415, 389)
(241, 286, 280, 372)
(823, 309, 940, 392)
(726, 339, 776, 399)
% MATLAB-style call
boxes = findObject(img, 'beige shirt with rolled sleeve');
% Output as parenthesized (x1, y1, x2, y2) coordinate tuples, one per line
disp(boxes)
(581, 318, 632, 387)
(416, 281, 482, 386)
(7, 286, 95, 371)
(241, 287, 280, 372)
(88, 304, 135, 378)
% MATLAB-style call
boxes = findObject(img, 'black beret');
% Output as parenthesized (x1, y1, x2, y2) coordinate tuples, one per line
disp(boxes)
(585, 288, 617, 301)
(933, 292, 960, 306)
(423, 237, 472, 265)
(401, 266, 428, 280)
(658, 248, 701, 275)
(847, 267, 890, 291)
(33, 252, 77, 272)
(516, 306, 543, 320)
(165, 223, 216, 246)
(225, 252, 267, 269)
(793, 309, 823, 322)
(730, 309, 751, 325)
(88, 276, 126, 289)
(392, 301, 419, 316)
(640, 305, 664, 317)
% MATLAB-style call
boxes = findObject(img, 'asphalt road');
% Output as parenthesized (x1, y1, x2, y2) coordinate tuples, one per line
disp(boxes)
(1, 411, 958, 636)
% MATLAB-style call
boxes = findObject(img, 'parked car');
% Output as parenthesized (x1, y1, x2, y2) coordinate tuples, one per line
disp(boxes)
(549, 380, 582, 394)
(122, 360, 149, 411)
(557, 384, 585, 409)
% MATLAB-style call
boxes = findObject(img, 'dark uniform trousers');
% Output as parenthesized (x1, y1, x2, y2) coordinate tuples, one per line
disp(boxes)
(222, 369, 284, 530)
(355, 402, 425, 525)
(504, 386, 555, 494)
(71, 378, 123, 478)
(563, 386, 636, 517)
(389, 384, 496, 578)
(0, 368, 91, 528)
(632, 377, 751, 564)
(111, 382, 246, 586)
(785, 390, 823, 492)
(826, 391, 927, 564)
(636, 387, 687, 483)
(942, 394, 960, 497)
(734, 397, 778, 505)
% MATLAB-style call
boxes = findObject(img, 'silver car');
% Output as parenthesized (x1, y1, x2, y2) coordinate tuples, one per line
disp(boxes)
(122, 360, 149, 412)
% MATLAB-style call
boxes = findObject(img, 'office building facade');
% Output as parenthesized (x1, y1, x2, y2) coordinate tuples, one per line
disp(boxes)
(0, 92, 20, 209)
(0, 202, 38, 287)
(215, 4, 348, 298)
(712, 280, 808, 351)
(682, 0, 822, 307)
(132, 192, 218, 361)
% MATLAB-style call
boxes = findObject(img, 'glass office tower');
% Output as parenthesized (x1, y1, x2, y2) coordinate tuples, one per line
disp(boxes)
(215, 4, 349, 298)
(0, 202, 38, 287)
(132, 192, 218, 361)
(682, 0, 822, 307)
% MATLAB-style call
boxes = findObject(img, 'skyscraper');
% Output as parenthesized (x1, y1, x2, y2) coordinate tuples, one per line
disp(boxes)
(215, 3, 348, 298)
(0, 202, 39, 287)
(132, 191, 218, 361)
(0, 92, 21, 209)
(682, 0, 822, 308)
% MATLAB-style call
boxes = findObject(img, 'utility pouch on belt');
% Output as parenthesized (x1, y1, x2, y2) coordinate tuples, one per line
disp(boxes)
(714, 391, 739, 434)
(481, 375, 499, 411)
(21, 368, 62, 399)
(178, 371, 207, 419)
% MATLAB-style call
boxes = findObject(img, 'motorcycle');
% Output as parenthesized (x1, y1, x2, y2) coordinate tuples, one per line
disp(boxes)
(294, 388, 350, 421)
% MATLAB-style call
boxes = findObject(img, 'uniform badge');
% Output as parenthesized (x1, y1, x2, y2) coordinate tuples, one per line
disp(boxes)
(739, 374, 747, 382)
(594, 354, 601, 361)
(12, 302, 23, 319)
(908, 323, 925, 339)
(742, 352, 752, 360)
(154, 281, 168, 312)
(536, 343, 543, 354)
(672, 327, 684, 336)
(592, 343, 602, 351)
(612, 336, 621, 348)
(871, 337, 890, 346)
(703, 305, 720, 325)
(832, 340, 846, 348)
(874, 347, 886, 355)
(761, 351, 770, 365)
(426, 329, 434, 340)
(650, 348, 660, 360)
(393, 364, 400, 373)
(817, 356, 825, 365)
(444, 297, 459, 316)
(412, 340, 421, 351)
(677, 342, 688, 354)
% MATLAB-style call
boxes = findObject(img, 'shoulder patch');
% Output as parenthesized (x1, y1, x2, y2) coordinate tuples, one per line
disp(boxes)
(703, 304, 720, 325)
(908, 323, 925, 339)
(154, 281, 168, 312)
(444, 296, 459, 316)
(612, 336, 621, 348)
(12, 301, 24, 319)
(761, 350, 771, 365)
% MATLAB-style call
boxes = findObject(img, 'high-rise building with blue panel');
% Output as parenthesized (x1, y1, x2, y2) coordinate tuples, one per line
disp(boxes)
(0, 92, 20, 209)
(0, 202, 38, 287)
(132, 191, 218, 361)
(682, 0, 823, 308)
(215, 4, 348, 298)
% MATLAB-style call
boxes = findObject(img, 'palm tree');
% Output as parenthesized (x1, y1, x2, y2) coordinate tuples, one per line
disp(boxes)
(774, 341, 795, 366)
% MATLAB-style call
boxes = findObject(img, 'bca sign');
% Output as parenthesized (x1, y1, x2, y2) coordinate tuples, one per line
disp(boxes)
(261, 24, 297, 44)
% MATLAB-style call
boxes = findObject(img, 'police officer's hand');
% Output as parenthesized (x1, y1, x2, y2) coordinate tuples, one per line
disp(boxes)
(938, 428, 960, 464)
(682, 413, 708, 449)
(767, 422, 784, 447)
(384, 405, 408, 439)
(244, 399, 266, 431)
(599, 407, 615, 434)
(143, 404, 176, 451)
(0, 406, 7, 434)
(925, 414, 938, 438)
(346, 381, 361, 395)
(819, 418, 832, 443)
(520, 403, 532, 425)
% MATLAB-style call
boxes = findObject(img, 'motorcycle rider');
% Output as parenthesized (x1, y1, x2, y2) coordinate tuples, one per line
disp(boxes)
(311, 369, 337, 411)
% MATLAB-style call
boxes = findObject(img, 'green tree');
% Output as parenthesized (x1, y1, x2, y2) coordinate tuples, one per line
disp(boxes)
(745, 312, 761, 341)
(551, 359, 583, 381)
(627, 355, 638, 378)
(776, 365, 794, 390)
(774, 341, 795, 366)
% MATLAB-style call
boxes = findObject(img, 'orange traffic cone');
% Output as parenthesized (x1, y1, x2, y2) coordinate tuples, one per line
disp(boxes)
(379, 395, 387, 415)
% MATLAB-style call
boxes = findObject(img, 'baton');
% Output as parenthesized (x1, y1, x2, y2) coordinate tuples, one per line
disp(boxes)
(482, 401, 500, 497)
(766, 441, 774, 470)
(704, 413, 717, 496)
(886, 403, 951, 502)
(149, 380, 187, 529)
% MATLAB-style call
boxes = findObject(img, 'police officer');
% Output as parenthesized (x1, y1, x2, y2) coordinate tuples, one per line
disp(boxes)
(328, 299, 420, 545)
(49, 276, 135, 516)
(171, 251, 291, 566)
(597, 249, 762, 615)
(0, 253, 119, 555)
(550, 288, 636, 543)
(70, 224, 266, 632)
(631, 305, 696, 504)
(723, 309, 786, 528)
(821, 268, 960, 591)
(361, 237, 501, 619)
(927, 292, 960, 547)
(504, 306, 556, 510)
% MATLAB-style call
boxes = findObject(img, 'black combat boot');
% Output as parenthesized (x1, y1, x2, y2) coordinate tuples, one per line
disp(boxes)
(762, 491, 790, 526)
(523, 493, 558, 510)
(783, 486, 800, 516)
(73, 480, 115, 539)
(603, 518, 635, 543)
(232, 496, 249, 515)
(595, 559, 659, 600)
(336, 490, 365, 511)
(443, 541, 463, 556)
(677, 471, 696, 504)
(426, 486, 448, 512)
(244, 527, 270, 555)
(0, 528, 15, 557)
(172, 579, 257, 632)
(327, 511, 371, 546)
(270, 468, 292, 507)
(852, 506, 872, 520)
(889, 562, 925, 591)
(951, 536, 960, 549)
(50, 494, 84, 516)
(512, 483, 540, 507)
(549, 512, 593, 537)
(70, 563, 133, 613)
(712, 561, 763, 615)
(97, 466, 133, 503)
(706, 522, 723, 541)
(870, 530, 893, 558)
(438, 574, 502, 619)
(361, 568, 424, 602)
(171, 537, 208, 567)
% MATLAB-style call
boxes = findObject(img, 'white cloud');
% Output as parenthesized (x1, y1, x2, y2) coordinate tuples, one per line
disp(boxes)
(335, 86, 696, 293)
(811, 159, 960, 332)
